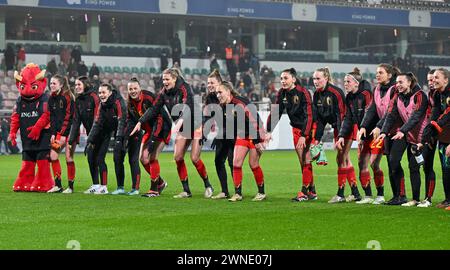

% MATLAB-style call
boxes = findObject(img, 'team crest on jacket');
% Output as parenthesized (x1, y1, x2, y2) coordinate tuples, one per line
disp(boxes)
(446, 97, 450, 107)
(293, 96, 299, 104)
(326, 96, 332, 106)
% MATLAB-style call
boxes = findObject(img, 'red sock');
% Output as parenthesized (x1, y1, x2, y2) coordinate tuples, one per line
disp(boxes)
(251, 166, 264, 186)
(135, 174, 141, 190)
(338, 168, 347, 188)
(176, 159, 188, 180)
(428, 179, 435, 198)
(233, 166, 243, 188)
(143, 162, 151, 175)
(374, 169, 384, 187)
(149, 159, 160, 180)
(360, 171, 371, 188)
(101, 171, 107, 186)
(193, 159, 208, 179)
(302, 163, 313, 188)
(400, 177, 405, 197)
(51, 160, 61, 178)
(347, 166, 357, 187)
(66, 161, 75, 181)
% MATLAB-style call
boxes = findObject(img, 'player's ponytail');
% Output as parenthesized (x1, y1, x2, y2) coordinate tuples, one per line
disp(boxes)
(398, 72, 418, 91)
(208, 69, 223, 83)
(347, 67, 363, 83)
(316, 66, 334, 84)
(282, 68, 302, 86)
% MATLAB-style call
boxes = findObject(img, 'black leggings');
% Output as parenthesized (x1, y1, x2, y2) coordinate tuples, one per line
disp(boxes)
(438, 142, 450, 202)
(388, 138, 421, 201)
(422, 140, 437, 199)
(127, 133, 142, 189)
(87, 134, 109, 185)
(112, 134, 142, 189)
(214, 139, 234, 195)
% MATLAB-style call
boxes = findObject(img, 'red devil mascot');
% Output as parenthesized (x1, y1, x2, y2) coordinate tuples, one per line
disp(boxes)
(8, 63, 54, 192)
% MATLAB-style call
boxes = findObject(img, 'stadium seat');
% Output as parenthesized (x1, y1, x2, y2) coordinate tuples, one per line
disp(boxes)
(140, 67, 149, 74)
(131, 67, 140, 74)
(103, 66, 113, 73)
(149, 67, 157, 74)
(122, 66, 131, 73)
(4, 77, 12, 85)
(113, 66, 122, 73)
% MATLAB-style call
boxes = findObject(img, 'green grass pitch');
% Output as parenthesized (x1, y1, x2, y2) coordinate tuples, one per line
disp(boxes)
(0, 150, 449, 250)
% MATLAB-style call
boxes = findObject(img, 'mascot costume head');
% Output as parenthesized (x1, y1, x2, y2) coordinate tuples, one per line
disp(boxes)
(14, 63, 47, 101)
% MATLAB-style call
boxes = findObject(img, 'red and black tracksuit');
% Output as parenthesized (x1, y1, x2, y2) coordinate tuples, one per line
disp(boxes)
(204, 92, 234, 197)
(313, 82, 346, 142)
(10, 93, 53, 192)
(48, 91, 74, 188)
(139, 77, 210, 194)
(266, 83, 315, 195)
(87, 90, 127, 188)
(360, 80, 398, 197)
(423, 83, 450, 205)
(338, 80, 373, 196)
(381, 85, 428, 202)
(227, 95, 266, 196)
(420, 85, 438, 202)
(68, 88, 100, 183)
(313, 82, 355, 197)
(127, 90, 171, 191)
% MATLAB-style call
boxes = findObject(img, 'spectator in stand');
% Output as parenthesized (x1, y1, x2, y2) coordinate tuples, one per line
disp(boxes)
(260, 65, 270, 94)
(46, 58, 58, 77)
(89, 62, 100, 79)
(58, 61, 67, 76)
(170, 33, 182, 67)
(248, 88, 260, 102)
(239, 52, 250, 72)
(267, 81, 277, 104)
(249, 53, 260, 82)
(248, 68, 257, 88)
(16, 45, 26, 70)
(92, 75, 101, 92)
(4, 45, 15, 71)
(228, 60, 238, 88)
(209, 53, 220, 73)
(242, 70, 253, 93)
(108, 79, 117, 91)
(199, 83, 207, 96)
(237, 81, 247, 96)
(60, 47, 71, 67)
(0, 117, 10, 155)
(71, 46, 82, 63)
(160, 51, 168, 72)
(267, 68, 276, 84)
(77, 61, 88, 77)
(67, 58, 78, 78)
